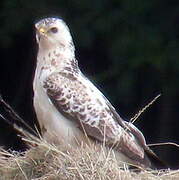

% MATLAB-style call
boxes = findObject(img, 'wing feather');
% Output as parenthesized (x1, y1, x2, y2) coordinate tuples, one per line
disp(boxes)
(43, 71, 151, 167)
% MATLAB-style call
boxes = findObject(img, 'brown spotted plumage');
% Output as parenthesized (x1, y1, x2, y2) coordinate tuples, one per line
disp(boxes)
(33, 17, 166, 169)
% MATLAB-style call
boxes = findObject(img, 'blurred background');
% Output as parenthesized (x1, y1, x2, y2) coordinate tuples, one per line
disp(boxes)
(0, 0, 179, 169)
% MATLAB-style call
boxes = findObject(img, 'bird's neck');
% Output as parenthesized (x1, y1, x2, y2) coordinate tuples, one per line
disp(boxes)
(35, 45, 79, 81)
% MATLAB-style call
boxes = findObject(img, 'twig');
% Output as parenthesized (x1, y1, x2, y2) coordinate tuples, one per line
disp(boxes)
(130, 94, 161, 124)
(0, 94, 38, 136)
(15, 159, 28, 180)
(148, 142, 179, 148)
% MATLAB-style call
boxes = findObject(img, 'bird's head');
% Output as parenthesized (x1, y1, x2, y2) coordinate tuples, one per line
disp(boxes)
(35, 17, 73, 49)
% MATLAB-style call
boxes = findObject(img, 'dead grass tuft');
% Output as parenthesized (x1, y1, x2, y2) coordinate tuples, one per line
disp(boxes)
(0, 136, 178, 180)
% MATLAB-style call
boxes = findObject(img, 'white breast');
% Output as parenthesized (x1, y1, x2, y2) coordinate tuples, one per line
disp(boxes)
(33, 77, 85, 145)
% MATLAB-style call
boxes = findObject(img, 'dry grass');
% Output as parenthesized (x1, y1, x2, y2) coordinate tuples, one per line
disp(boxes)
(0, 136, 178, 180)
(0, 95, 179, 179)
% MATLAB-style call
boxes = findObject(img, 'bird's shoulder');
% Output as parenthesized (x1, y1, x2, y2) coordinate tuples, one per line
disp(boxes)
(43, 71, 91, 97)
(43, 71, 120, 129)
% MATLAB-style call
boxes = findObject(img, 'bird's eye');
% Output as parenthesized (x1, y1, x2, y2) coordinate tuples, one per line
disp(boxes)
(49, 27, 58, 33)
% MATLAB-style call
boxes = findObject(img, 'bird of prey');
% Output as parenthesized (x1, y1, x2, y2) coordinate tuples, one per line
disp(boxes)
(33, 17, 164, 169)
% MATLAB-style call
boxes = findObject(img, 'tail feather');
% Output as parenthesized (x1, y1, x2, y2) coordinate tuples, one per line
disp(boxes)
(145, 148, 168, 169)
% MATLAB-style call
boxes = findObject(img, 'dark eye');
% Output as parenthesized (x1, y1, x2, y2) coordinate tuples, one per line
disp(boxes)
(50, 27, 58, 33)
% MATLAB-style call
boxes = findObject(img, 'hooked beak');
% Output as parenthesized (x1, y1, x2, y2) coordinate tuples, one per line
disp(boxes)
(39, 27, 46, 34)
(35, 26, 47, 43)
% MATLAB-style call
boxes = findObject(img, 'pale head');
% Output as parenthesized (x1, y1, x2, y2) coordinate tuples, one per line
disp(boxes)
(35, 17, 73, 49)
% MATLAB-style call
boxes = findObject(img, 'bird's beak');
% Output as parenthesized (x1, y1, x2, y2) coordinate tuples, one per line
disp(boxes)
(35, 26, 47, 43)
(36, 26, 47, 35)
(39, 27, 46, 34)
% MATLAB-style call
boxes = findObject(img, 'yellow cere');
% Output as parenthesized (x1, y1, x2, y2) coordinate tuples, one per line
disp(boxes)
(39, 27, 46, 34)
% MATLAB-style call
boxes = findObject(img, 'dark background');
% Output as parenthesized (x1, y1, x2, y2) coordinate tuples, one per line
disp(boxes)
(0, 0, 179, 169)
